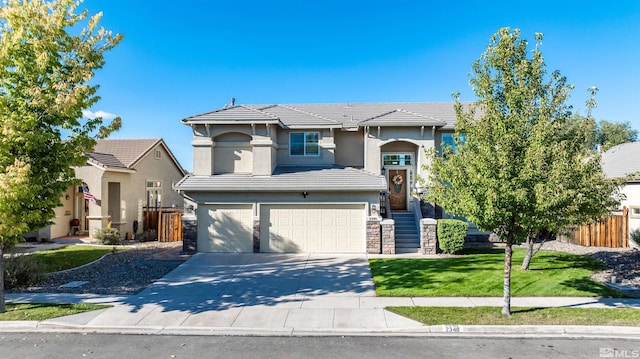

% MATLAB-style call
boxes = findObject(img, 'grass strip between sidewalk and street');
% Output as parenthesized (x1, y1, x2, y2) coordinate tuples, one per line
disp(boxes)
(0, 303, 110, 321)
(369, 248, 624, 297)
(387, 306, 640, 326)
(34, 245, 120, 272)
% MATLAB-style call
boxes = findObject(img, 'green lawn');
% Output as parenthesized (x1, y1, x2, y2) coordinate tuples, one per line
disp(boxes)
(387, 306, 640, 326)
(369, 248, 623, 297)
(0, 303, 110, 321)
(34, 245, 116, 272)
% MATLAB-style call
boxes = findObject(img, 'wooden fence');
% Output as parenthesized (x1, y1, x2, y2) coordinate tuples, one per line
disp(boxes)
(143, 208, 183, 242)
(564, 207, 628, 248)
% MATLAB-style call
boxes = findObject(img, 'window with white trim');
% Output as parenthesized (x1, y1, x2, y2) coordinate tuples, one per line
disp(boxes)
(146, 181, 162, 208)
(382, 154, 412, 166)
(631, 206, 640, 219)
(290, 132, 319, 156)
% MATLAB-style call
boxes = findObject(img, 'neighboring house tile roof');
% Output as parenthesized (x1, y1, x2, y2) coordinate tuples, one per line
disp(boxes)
(601, 141, 640, 180)
(87, 138, 186, 174)
(85, 152, 128, 169)
(173, 166, 386, 192)
(182, 102, 473, 129)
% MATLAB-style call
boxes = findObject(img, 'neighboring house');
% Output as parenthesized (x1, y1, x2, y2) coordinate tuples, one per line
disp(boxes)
(175, 102, 472, 254)
(36, 138, 186, 241)
(601, 141, 640, 238)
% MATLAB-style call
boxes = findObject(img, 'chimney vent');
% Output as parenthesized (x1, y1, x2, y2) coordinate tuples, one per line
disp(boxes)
(230, 97, 235, 106)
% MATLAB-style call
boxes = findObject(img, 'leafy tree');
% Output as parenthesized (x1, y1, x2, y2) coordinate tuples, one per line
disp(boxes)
(597, 120, 638, 151)
(421, 28, 622, 316)
(0, 0, 122, 312)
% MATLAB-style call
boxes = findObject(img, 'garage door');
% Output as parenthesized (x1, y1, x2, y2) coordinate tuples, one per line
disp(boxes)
(260, 204, 365, 253)
(198, 204, 253, 252)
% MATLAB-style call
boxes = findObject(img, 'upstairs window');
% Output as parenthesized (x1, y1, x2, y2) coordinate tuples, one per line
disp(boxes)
(290, 132, 319, 156)
(442, 133, 465, 156)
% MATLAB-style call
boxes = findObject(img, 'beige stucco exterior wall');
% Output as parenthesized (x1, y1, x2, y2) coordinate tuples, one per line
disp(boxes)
(276, 128, 336, 166)
(123, 143, 186, 236)
(364, 126, 436, 178)
(213, 132, 253, 174)
(335, 129, 364, 167)
(191, 124, 277, 176)
(49, 186, 75, 238)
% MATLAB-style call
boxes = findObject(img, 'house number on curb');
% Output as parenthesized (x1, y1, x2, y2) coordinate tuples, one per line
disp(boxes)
(445, 324, 460, 333)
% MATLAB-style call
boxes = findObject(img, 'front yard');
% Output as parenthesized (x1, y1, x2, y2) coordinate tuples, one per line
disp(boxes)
(369, 248, 624, 297)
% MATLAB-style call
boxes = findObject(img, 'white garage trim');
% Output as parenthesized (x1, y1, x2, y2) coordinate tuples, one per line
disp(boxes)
(260, 203, 366, 253)
(198, 203, 254, 252)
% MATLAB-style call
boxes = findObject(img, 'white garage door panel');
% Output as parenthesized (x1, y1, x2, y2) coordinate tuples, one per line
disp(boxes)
(261, 204, 365, 253)
(198, 204, 253, 252)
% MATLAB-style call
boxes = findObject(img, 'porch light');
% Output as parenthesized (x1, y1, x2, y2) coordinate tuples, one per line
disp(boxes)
(302, 191, 309, 198)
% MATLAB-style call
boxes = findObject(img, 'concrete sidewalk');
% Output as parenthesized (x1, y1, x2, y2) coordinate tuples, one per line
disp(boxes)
(5, 292, 640, 337)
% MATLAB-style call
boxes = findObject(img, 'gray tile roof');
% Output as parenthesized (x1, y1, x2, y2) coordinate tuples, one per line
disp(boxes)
(174, 166, 386, 192)
(359, 109, 445, 126)
(183, 105, 281, 124)
(182, 102, 473, 129)
(601, 141, 640, 180)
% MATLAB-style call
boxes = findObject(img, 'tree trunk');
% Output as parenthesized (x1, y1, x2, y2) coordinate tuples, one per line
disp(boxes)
(502, 235, 513, 317)
(521, 237, 533, 270)
(521, 233, 547, 270)
(0, 246, 5, 313)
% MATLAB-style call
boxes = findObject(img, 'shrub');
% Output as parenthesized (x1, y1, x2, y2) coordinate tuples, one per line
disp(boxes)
(4, 254, 47, 289)
(94, 225, 120, 245)
(630, 228, 640, 248)
(437, 219, 469, 254)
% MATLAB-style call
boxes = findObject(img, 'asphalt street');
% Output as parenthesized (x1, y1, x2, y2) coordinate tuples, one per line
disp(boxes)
(1, 333, 638, 359)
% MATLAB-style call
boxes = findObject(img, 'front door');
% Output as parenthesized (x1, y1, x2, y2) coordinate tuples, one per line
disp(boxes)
(75, 192, 89, 233)
(388, 169, 407, 210)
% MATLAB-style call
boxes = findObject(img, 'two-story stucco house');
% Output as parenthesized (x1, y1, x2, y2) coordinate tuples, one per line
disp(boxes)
(174, 102, 467, 254)
(36, 138, 186, 241)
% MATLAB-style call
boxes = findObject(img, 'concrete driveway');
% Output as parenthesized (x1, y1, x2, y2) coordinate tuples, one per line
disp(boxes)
(79, 253, 421, 331)
(133, 253, 377, 311)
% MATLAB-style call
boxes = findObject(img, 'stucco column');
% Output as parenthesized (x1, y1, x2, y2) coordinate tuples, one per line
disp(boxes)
(251, 138, 275, 176)
(192, 136, 214, 176)
(420, 218, 437, 254)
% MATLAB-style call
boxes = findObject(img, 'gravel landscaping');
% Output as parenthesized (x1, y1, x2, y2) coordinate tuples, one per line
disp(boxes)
(8, 242, 187, 295)
(524, 240, 640, 297)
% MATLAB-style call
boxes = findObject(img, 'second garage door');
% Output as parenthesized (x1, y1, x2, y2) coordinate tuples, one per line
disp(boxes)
(260, 204, 365, 253)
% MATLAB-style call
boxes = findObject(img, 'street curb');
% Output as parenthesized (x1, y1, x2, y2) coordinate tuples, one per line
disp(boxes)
(1, 322, 640, 339)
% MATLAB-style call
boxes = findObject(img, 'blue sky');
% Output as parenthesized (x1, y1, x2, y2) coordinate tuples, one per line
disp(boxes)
(86, 0, 640, 171)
